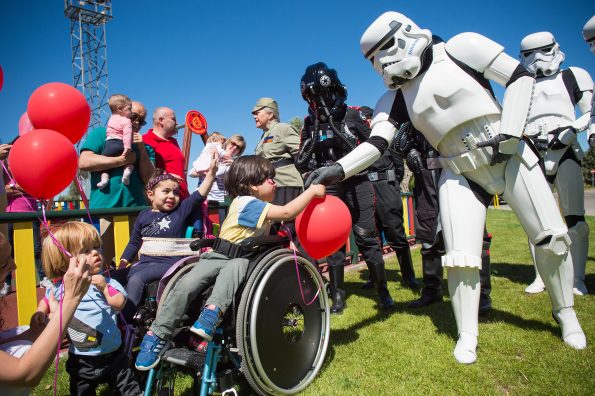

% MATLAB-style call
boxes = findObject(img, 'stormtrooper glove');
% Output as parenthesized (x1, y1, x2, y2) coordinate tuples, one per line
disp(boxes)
(304, 163, 344, 188)
(476, 134, 519, 166)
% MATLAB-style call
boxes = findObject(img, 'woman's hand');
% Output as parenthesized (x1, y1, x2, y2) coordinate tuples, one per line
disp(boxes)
(62, 256, 92, 304)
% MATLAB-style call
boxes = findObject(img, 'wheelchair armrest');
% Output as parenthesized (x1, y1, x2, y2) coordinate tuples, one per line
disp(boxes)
(190, 238, 216, 251)
(240, 235, 290, 253)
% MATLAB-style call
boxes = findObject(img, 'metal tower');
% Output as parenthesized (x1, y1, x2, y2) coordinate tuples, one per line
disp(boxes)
(64, 1, 112, 132)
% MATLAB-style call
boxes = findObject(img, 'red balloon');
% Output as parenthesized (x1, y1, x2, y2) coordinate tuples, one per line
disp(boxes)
(27, 82, 90, 144)
(8, 129, 78, 199)
(295, 195, 352, 260)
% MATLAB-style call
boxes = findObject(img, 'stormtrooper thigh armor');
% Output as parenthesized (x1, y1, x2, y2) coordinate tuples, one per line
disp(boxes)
(502, 141, 585, 349)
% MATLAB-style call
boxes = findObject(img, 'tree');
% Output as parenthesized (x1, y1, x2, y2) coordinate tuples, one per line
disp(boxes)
(289, 116, 303, 132)
(582, 146, 595, 186)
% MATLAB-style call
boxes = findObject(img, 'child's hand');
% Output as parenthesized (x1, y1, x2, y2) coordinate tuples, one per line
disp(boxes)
(91, 274, 107, 291)
(29, 311, 48, 336)
(207, 152, 219, 175)
(46, 287, 59, 321)
(309, 183, 326, 198)
(118, 259, 128, 270)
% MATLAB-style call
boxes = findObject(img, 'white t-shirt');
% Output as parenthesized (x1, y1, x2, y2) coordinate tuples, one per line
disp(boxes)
(0, 326, 33, 396)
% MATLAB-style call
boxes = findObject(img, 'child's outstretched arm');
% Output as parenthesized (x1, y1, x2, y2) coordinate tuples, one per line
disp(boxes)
(266, 184, 326, 221)
(197, 152, 219, 197)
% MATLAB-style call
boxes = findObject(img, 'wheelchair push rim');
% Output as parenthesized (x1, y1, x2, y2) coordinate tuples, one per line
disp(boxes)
(236, 249, 330, 395)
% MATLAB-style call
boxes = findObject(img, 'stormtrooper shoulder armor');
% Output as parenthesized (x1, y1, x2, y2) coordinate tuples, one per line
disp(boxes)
(567, 67, 594, 92)
(446, 32, 504, 73)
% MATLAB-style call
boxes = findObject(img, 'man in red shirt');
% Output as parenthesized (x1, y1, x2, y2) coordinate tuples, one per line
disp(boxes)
(142, 107, 189, 200)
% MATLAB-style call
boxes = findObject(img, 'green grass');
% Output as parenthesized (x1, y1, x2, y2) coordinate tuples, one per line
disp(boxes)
(34, 209, 595, 395)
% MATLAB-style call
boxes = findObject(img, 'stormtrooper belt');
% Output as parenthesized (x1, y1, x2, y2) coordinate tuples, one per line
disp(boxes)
(139, 237, 197, 257)
(367, 169, 396, 182)
(439, 148, 492, 174)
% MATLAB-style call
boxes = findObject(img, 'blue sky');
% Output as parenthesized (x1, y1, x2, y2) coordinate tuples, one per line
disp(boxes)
(1, 1, 594, 191)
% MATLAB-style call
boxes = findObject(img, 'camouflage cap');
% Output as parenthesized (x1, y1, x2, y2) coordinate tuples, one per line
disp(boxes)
(252, 97, 279, 114)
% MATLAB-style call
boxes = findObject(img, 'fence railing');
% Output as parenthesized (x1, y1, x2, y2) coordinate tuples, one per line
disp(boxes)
(1, 193, 416, 326)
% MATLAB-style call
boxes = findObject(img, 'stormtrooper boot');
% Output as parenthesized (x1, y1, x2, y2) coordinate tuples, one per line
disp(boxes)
(525, 241, 546, 294)
(448, 267, 480, 364)
(534, 243, 586, 349)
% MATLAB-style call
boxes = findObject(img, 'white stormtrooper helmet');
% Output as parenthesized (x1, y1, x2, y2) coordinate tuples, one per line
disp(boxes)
(520, 32, 565, 77)
(360, 12, 432, 89)
(583, 15, 595, 54)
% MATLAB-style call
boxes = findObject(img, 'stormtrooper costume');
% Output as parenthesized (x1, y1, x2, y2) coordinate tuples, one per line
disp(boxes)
(583, 15, 595, 148)
(305, 12, 586, 364)
(519, 32, 593, 296)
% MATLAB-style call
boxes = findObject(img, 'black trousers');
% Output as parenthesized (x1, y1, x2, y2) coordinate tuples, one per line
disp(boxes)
(326, 177, 383, 268)
(372, 179, 409, 252)
(66, 347, 142, 396)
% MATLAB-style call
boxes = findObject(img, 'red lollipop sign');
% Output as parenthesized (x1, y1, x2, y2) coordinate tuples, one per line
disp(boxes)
(185, 110, 208, 135)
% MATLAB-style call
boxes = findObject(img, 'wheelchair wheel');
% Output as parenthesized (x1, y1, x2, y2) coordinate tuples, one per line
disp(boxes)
(236, 249, 330, 395)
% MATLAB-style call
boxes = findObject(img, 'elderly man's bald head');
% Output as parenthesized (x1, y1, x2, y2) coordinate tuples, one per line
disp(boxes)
(152, 107, 178, 138)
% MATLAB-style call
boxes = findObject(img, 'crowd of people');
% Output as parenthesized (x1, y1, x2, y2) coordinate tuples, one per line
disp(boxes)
(0, 11, 593, 394)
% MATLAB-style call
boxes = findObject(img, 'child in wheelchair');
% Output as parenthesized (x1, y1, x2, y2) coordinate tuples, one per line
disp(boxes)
(37, 222, 143, 395)
(135, 155, 325, 370)
(114, 154, 218, 322)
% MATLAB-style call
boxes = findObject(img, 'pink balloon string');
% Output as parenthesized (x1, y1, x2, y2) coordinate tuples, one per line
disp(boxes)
(53, 283, 64, 396)
(281, 224, 320, 306)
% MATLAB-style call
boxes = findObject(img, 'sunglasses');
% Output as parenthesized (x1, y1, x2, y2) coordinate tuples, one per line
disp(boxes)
(130, 113, 147, 126)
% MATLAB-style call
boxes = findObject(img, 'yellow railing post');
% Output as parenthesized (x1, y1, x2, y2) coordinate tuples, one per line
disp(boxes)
(402, 194, 410, 237)
(113, 215, 130, 263)
(13, 222, 37, 325)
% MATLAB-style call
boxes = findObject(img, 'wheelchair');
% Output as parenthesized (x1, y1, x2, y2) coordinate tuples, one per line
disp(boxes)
(132, 235, 331, 395)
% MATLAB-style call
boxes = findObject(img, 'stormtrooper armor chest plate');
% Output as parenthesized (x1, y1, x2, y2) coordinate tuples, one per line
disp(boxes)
(525, 73, 576, 137)
(401, 43, 501, 149)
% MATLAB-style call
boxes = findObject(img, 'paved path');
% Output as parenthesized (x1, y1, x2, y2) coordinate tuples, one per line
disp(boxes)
(498, 190, 595, 216)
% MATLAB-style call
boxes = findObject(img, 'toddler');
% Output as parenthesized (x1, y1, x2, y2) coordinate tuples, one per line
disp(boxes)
(135, 155, 325, 370)
(37, 222, 141, 395)
(98, 93, 134, 189)
(116, 155, 218, 321)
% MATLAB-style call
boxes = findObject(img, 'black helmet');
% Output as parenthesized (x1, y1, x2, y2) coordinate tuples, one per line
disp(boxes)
(300, 62, 347, 121)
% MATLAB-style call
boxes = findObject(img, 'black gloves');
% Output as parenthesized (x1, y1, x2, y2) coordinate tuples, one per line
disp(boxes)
(304, 163, 345, 188)
(406, 149, 423, 177)
(476, 134, 519, 166)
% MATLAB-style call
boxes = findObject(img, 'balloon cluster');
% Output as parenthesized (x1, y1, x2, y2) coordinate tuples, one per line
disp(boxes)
(8, 82, 90, 199)
(296, 195, 352, 260)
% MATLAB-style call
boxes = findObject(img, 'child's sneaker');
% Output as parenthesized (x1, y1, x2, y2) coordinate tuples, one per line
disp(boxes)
(135, 331, 167, 371)
(190, 306, 222, 341)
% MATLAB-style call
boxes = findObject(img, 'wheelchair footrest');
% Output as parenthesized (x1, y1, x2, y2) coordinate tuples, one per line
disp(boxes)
(162, 348, 206, 372)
